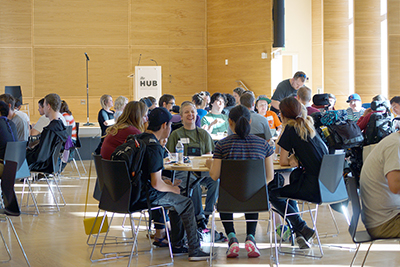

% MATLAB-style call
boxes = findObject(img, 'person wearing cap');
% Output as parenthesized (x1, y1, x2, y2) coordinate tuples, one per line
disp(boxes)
(256, 94, 282, 136)
(136, 107, 211, 261)
(346, 93, 365, 122)
(270, 71, 307, 114)
(297, 86, 320, 115)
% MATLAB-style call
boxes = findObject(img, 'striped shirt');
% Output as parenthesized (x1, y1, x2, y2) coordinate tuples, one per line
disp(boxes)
(213, 134, 273, 160)
(62, 112, 77, 140)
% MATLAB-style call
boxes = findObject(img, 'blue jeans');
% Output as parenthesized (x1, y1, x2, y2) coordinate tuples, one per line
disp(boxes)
(176, 171, 219, 221)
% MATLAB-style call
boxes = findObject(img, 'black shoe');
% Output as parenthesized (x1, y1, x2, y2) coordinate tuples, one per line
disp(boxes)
(295, 235, 311, 249)
(299, 225, 316, 242)
(188, 248, 212, 261)
(172, 246, 189, 255)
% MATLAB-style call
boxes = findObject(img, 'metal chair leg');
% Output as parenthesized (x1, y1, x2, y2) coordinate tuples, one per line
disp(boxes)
(6, 216, 31, 266)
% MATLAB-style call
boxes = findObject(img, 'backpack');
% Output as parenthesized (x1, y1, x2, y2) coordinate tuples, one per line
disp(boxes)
(364, 111, 393, 145)
(110, 134, 147, 206)
(327, 121, 364, 149)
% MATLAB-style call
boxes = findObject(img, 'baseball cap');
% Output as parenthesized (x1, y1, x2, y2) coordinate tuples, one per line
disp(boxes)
(147, 107, 172, 131)
(256, 96, 272, 104)
(347, 93, 362, 103)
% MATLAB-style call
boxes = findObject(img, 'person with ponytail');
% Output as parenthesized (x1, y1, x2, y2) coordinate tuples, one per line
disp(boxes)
(0, 100, 17, 178)
(269, 96, 328, 249)
(207, 105, 274, 258)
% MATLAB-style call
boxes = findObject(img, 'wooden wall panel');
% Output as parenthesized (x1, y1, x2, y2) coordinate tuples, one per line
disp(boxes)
(207, 0, 272, 97)
(323, 0, 350, 110)
(354, 0, 382, 100)
(0, 0, 32, 47)
(208, 1, 271, 46)
(208, 44, 271, 97)
(388, 0, 400, 98)
(312, 0, 323, 95)
(34, 0, 128, 45)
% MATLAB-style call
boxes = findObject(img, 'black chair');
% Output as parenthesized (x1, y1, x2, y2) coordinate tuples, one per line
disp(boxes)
(0, 161, 30, 266)
(4, 141, 39, 215)
(29, 141, 66, 212)
(279, 153, 348, 258)
(209, 159, 278, 265)
(4, 86, 29, 118)
(90, 159, 173, 265)
(346, 177, 399, 266)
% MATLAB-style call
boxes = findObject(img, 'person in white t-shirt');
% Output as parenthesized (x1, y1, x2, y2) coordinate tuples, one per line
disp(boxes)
(31, 98, 66, 136)
(360, 131, 400, 239)
(0, 93, 29, 141)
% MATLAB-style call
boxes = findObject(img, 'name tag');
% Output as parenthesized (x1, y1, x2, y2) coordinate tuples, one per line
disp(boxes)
(180, 138, 190, 144)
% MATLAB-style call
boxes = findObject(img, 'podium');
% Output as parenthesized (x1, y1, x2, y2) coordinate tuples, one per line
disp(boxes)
(131, 66, 162, 101)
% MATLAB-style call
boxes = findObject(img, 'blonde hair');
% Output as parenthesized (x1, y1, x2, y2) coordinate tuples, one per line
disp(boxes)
(100, 94, 112, 109)
(114, 96, 128, 111)
(280, 97, 316, 141)
(106, 101, 148, 136)
(180, 101, 197, 116)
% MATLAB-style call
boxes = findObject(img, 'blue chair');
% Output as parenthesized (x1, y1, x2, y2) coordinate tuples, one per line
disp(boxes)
(279, 153, 348, 258)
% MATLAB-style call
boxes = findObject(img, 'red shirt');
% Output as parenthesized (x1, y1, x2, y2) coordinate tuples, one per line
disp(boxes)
(101, 126, 141, 160)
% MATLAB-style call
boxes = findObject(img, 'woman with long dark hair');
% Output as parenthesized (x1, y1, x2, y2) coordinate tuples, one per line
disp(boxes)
(270, 96, 328, 249)
(207, 105, 274, 258)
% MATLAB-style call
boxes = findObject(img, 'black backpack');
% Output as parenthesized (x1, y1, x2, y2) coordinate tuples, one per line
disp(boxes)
(364, 112, 393, 145)
(110, 134, 147, 206)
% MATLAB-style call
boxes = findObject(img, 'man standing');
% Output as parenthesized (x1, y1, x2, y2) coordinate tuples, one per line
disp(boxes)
(270, 71, 307, 114)
(0, 94, 29, 141)
(360, 131, 400, 238)
(137, 107, 211, 261)
(26, 94, 68, 173)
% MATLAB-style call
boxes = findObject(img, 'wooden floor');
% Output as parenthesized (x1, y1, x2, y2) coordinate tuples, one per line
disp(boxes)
(1, 160, 399, 267)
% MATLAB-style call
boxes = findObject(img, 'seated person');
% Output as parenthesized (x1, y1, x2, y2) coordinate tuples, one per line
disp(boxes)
(255, 94, 282, 137)
(228, 93, 272, 141)
(390, 96, 400, 131)
(113, 96, 128, 121)
(312, 93, 336, 111)
(26, 94, 68, 173)
(222, 93, 236, 116)
(101, 101, 147, 160)
(147, 96, 157, 111)
(346, 93, 365, 122)
(357, 95, 390, 132)
(360, 131, 400, 239)
(14, 98, 30, 124)
(207, 105, 274, 258)
(201, 93, 229, 134)
(166, 102, 218, 229)
(297, 87, 320, 115)
(0, 101, 18, 177)
(30, 98, 67, 136)
(136, 107, 210, 261)
(232, 87, 246, 105)
(95, 94, 114, 154)
(60, 100, 77, 142)
(0, 94, 29, 141)
(192, 93, 207, 120)
(270, 97, 327, 249)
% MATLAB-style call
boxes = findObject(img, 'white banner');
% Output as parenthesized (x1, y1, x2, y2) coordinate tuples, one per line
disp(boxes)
(134, 66, 162, 101)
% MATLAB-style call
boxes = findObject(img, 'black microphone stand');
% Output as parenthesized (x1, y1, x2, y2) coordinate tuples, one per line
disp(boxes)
(83, 53, 94, 126)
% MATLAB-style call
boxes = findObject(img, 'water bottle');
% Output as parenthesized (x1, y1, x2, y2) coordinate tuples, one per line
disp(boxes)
(176, 140, 184, 164)
(268, 139, 277, 160)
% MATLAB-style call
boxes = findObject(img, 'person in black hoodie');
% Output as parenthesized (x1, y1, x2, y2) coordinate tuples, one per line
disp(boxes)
(27, 93, 68, 173)
(0, 100, 18, 178)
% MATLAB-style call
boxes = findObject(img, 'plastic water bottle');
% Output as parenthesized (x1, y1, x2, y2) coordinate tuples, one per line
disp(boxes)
(176, 141, 184, 164)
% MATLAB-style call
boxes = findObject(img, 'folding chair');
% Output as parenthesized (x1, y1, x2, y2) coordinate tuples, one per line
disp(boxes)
(346, 177, 399, 267)
(209, 159, 278, 266)
(279, 153, 348, 258)
(4, 141, 39, 215)
(62, 125, 81, 178)
(90, 159, 173, 266)
(0, 160, 30, 266)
